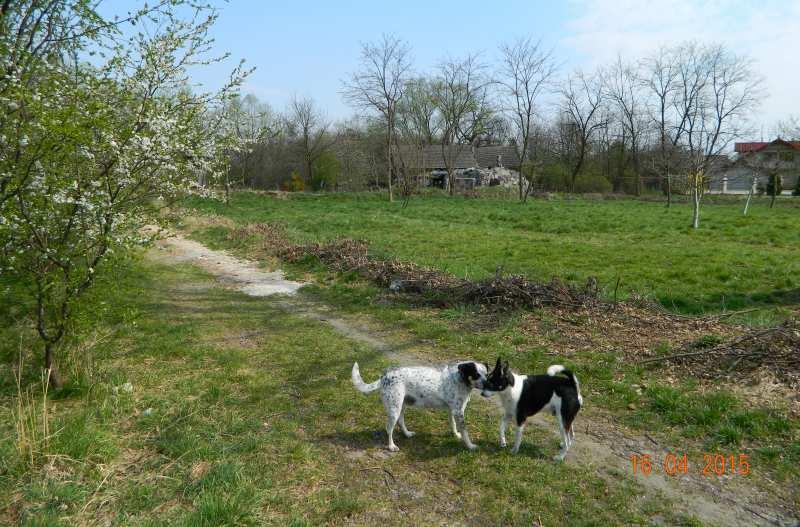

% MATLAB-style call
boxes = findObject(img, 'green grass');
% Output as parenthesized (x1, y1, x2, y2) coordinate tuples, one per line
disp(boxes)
(186, 210, 800, 483)
(186, 191, 800, 314)
(1, 255, 705, 525)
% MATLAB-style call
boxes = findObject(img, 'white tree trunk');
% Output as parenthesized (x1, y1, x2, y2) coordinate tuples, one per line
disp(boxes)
(692, 186, 701, 229)
(743, 186, 754, 216)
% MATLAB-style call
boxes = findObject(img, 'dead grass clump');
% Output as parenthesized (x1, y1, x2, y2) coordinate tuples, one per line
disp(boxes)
(227, 222, 295, 255)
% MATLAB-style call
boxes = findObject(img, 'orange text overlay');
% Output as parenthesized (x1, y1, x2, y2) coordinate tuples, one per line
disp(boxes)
(630, 453, 751, 477)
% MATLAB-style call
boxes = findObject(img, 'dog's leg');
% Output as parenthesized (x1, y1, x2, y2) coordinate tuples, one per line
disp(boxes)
(554, 415, 569, 461)
(449, 412, 462, 440)
(398, 410, 415, 438)
(385, 411, 400, 452)
(499, 414, 509, 448)
(511, 422, 526, 454)
(569, 425, 575, 442)
(454, 399, 477, 451)
(382, 390, 403, 452)
(453, 410, 477, 451)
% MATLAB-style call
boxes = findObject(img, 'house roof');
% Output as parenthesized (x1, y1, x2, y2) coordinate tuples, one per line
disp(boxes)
(398, 145, 475, 170)
(474, 146, 521, 168)
(396, 144, 522, 170)
(734, 138, 800, 153)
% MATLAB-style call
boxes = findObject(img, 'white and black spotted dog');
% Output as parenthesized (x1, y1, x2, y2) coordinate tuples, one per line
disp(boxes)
(351, 361, 488, 451)
(481, 358, 583, 461)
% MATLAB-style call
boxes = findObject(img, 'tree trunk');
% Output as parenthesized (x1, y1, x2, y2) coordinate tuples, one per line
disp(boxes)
(44, 343, 63, 389)
(448, 170, 455, 196)
(691, 185, 701, 229)
(386, 130, 394, 202)
(666, 172, 672, 208)
(743, 184, 753, 216)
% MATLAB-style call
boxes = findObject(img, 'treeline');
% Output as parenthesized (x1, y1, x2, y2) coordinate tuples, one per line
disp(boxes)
(224, 36, 774, 209)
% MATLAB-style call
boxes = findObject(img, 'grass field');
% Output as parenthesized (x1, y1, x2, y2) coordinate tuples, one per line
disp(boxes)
(187, 191, 800, 315)
(1, 255, 704, 526)
(2, 191, 798, 525)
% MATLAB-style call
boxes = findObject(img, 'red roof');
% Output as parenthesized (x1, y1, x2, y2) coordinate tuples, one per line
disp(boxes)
(735, 139, 800, 153)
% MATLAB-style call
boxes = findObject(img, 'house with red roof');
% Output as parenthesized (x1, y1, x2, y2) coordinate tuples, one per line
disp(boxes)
(709, 138, 799, 194)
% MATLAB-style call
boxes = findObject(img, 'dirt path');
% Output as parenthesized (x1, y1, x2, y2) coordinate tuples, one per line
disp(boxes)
(149, 231, 797, 527)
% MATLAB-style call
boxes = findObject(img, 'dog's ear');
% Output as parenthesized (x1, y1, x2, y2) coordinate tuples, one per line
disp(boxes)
(458, 362, 477, 384)
(483, 362, 490, 373)
(503, 361, 515, 386)
(494, 357, 502, 370)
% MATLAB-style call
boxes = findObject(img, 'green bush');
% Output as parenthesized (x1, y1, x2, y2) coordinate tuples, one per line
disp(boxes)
(575, 173, 613, 193)
(766, 172, 783, 197)
(311, 151, 340, 191)
(538, 163, 569, 191)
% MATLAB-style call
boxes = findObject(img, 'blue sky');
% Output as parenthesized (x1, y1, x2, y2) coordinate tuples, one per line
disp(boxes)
(107, 0, 799, 132)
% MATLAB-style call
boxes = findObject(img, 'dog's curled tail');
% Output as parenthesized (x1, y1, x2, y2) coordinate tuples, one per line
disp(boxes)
(547, 365, 583, 406)
(351, 362, 381, 394)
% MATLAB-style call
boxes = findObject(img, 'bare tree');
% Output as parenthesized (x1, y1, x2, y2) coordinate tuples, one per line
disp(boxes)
(397, 77, 440, 189)
(681, 44, 761, 228)
(498, 37, 557, 201)
(342, 34, 412, 202)
(775, 116, 800, 140)
(643, 45, 683, 206)
(221, 94, 275, 199)
(431, 54, 489, 195)
(604, 55, 649, 195)
(286, 96, 335, 186)
(560, 70, 606, 192)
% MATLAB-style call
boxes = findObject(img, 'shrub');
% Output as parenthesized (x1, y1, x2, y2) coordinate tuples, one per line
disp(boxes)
(311, 151, 340, 191)
(281, 171, 306, 192)
(575, 173, 613, 193)
(766, 172, 783, 197)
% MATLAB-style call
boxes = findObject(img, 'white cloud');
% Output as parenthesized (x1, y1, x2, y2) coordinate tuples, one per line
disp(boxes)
(562, 0, 800, 133)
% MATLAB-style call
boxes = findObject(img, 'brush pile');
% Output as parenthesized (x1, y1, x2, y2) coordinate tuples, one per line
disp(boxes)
(641, 318, 800, 382)
(235, 222, 599, 310)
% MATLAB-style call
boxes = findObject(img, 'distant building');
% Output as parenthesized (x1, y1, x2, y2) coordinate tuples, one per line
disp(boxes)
(397, 144, 521, 172)
(708, 139, 800, 194)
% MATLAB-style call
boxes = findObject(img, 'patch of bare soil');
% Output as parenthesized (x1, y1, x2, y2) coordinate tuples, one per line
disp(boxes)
(148, 228, 798, 527)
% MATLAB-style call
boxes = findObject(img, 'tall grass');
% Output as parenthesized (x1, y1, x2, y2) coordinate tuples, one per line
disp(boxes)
(13, 348, 52, 469)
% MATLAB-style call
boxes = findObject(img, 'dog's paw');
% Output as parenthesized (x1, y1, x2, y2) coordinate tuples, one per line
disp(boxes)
(511, 447, 520, 454)
(465, 443, 478, 451)
(553, 453, 566, 462)
(499, 442, 507, 449)
(453, 432, 462, 440)
(387, 444, 400, 452)
(403, 431, 415, 438)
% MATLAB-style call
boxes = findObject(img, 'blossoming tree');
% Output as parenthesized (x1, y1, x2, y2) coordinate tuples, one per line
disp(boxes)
(0, 1, 250, 387)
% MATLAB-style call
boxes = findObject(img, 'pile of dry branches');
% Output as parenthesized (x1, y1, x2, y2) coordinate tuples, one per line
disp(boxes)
(234, 222, 600, 310)
(640, 319, 800, 381)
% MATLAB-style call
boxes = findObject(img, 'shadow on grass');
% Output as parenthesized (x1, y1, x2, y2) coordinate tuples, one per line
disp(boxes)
(317, 427, 548, 462)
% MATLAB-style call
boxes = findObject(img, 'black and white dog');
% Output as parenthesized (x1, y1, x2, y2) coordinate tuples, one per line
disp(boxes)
(351, 361, 488, 451)
(481, 358, 583, 461)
